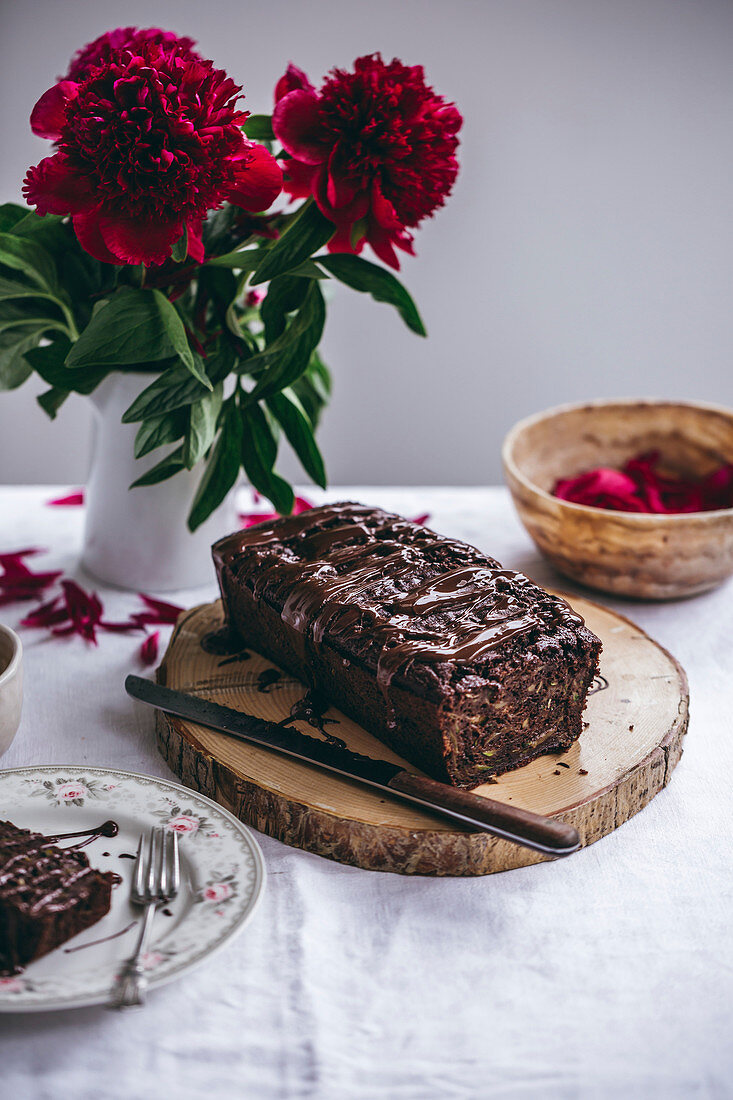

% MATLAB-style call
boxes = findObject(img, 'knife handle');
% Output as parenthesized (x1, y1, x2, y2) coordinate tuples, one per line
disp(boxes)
(387, 771, 580, 857)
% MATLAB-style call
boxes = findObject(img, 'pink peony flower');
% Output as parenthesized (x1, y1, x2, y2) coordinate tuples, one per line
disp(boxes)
(272, 54, 462, 269)
(167, 814, 199, 834)
(57, 782, 86, 801)
(24, 29, 282, 265)
(203, 882, 232, 902)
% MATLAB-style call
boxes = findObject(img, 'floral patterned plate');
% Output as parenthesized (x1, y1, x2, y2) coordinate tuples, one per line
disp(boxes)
(0, 765, 266, 1012)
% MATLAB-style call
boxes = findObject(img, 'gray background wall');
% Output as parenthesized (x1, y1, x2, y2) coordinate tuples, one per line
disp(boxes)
(1, 0, 731, 486)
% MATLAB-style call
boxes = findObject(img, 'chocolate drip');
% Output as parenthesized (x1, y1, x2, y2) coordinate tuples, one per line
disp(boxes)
(218, 649, 251, 667)
(214, 503, 585, 701)
(201, 626, 243, 656)
(48, 820, 119, 850)
(279, 690, 345, 748)
(63, 919, 135, 954)
(257, 668, 283, 693)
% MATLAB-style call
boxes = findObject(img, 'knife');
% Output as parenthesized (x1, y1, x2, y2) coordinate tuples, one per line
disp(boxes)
(125, 675, 581, 857)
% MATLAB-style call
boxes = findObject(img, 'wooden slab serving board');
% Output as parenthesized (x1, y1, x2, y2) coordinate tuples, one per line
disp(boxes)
(155, 595, 688, 876)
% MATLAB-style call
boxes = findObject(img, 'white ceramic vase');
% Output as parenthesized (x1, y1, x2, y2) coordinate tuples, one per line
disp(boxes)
(81, 372, 237, 591)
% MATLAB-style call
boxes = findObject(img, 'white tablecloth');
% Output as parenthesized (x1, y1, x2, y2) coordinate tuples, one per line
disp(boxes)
(0, 486, 730, 1100)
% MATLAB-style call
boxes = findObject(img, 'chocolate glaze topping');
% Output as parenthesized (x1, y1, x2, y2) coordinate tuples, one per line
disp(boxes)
(214, 503, 584, 695)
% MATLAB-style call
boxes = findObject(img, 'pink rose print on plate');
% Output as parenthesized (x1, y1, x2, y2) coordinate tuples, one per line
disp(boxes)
(167, 814, 199, 834)
(142, 952, 163, 971)
(57, 782, 87, 802)
(204, 882, 232, 903)
(0, 977, 24, 994)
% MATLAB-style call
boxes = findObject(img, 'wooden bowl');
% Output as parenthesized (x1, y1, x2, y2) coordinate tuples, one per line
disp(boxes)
(502, 399, 733, 599)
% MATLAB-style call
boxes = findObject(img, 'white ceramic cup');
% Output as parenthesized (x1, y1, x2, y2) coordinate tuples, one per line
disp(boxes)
(0, 623, 23, 757)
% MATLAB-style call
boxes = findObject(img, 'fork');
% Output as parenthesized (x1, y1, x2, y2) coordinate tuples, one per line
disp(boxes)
(108, 827, 180, 1009)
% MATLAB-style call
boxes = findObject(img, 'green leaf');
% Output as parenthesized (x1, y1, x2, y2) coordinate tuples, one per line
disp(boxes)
(250, 202, 334, 285)
(261, 275, 310, 343)
(287, 260, 329, 279)
(171, 225, 188, 264)
(0, 276, 71, 328)
(207, 249, 327, 279)
(0, 328, 40, 390)
(316, 254, 426, 336)
(121, 366, 208, 423)
(243, 114, 275, 141)
(240, 403, 294, 514)
(12, 213, 69, 253)
(183, 383, 224, 468)
(0, 299, 68, 338)
(65, 287, 207, 386)
(0, 274, 51, 300)
(59, 249, 109, 312)
(181, 347, 214, 391)
(121, 345, 233, 423)
(187, 401, 243, 531)
(267, 387, 327, 488)
(0, 232, 58, 293)
(24, 337, 108, 395)
(243, 281, 325, 403)
(130, 446, 186, 488)
(37, 386, 69, 419)
(205, 248, 267, 270)
(151, 290, 210, 385)
(133, 408, 189, 459)
(292, 349, 331, 430)
(201, 205, 238, 255)
(0, 204, 29, 233)
(66, 287, 172, 367)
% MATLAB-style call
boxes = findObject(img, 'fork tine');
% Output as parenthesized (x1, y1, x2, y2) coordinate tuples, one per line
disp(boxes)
(146, 828, 158, 901)
(170, 831, 180, 896)
(159, 829, 171, 898)
(132, 832, 146, 899)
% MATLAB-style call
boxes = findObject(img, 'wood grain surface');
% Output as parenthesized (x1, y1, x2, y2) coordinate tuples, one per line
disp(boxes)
(155, 595, 688, 876)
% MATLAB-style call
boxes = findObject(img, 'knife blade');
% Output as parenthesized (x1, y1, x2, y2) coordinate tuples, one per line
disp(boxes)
(125, 675, 580, 857)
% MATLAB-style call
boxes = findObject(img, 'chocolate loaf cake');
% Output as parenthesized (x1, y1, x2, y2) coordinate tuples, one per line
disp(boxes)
(213, 503, 601, 788)
(0, 820, 116, 974)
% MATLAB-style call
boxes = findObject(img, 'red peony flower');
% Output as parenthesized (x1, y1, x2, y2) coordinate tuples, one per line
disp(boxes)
(64, 26, 201, 83)
(272, 55, 462, 269)
(554, 451, 733, 514)
(24, 29, 282, 266)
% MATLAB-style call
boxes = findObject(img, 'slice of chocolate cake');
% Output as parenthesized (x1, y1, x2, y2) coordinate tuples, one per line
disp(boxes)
(0, 820, 116, 974)
(213, 502, 602, 789)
